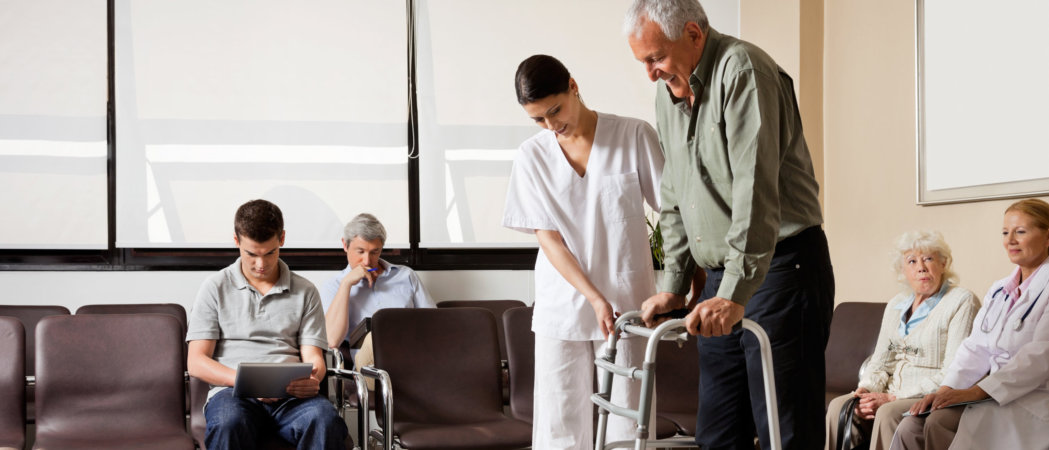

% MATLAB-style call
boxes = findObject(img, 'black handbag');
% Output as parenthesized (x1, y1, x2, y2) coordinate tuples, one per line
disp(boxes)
(836, 396, 870, 450)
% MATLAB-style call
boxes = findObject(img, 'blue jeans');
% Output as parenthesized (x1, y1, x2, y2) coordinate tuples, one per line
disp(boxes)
(205, 388, 348, 450)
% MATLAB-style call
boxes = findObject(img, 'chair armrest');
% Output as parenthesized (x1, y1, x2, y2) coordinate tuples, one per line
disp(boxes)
(359, 365, 393, 450)
(327, 367, 369, 449)
(347, 318, 371, 349)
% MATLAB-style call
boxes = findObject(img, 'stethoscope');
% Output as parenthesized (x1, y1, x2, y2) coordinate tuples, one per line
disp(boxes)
(980, 284, 1046, 333)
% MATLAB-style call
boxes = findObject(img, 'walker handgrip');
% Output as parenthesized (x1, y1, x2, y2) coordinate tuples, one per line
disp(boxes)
(652, 308, 689, 321)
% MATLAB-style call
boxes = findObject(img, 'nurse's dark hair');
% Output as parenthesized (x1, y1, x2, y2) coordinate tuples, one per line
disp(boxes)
(1006, 198, 1049, 231)
(234, 199, 284, 242)
(515, 55, 571, 105)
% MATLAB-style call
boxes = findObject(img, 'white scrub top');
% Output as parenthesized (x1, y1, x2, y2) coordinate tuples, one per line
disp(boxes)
(503, 112, 664, 341)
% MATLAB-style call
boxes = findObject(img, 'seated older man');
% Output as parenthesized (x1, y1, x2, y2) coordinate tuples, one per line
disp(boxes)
(321, 213, 435, 372)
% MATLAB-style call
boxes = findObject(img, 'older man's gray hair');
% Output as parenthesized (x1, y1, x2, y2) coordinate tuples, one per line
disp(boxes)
(343, 213, 387, 244)
(623, 0, 709, 39)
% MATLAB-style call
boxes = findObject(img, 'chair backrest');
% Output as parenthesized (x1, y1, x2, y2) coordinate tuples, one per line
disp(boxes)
(656, 336, 699, 413)
(437, 299, 526, 361)
(825, 302, 886, 398)
(372, 307, 505, 424)
(76, 303, 187, 333)
(34, 314, 193, 448)
(0, 305, 70, 377)
(0, 317, 25, 450)
(76, 303, 189, 367)
(502, 306, 534, 423)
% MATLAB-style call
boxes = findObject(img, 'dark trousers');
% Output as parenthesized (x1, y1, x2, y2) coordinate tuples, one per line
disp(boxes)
(695, 227, 834, 450)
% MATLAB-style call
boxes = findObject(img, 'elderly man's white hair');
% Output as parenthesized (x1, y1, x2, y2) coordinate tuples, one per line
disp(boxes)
(343, 213, 387, 245)
(623, 0, 709, 40)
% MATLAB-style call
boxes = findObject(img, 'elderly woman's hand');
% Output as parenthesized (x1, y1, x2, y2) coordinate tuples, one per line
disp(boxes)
(855, 392, 896, 420)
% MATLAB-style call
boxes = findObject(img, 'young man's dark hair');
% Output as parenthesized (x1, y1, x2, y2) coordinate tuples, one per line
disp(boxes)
(234, 199, 284, 242)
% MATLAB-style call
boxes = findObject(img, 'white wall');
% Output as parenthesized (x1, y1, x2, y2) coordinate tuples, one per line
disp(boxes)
(0, 270, 534, 313)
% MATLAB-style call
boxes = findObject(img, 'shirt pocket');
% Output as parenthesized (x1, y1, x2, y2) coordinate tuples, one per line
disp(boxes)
(599, 172, 645, 223)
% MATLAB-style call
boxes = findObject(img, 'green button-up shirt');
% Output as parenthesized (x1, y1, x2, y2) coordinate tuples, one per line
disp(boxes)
(655, 28, 823, 306)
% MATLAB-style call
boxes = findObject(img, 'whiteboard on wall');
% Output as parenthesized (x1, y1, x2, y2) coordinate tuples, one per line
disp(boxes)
(916, 0, 1049, 204)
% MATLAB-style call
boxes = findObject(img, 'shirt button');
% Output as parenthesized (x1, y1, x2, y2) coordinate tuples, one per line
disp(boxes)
(695, 236, 702, 242)
(691, 203, 695, 209)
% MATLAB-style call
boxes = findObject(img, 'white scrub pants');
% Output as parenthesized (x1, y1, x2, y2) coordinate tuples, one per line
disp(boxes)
(533, 334, 653, 450)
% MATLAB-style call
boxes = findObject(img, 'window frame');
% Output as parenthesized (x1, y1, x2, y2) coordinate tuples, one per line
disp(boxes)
(0, 0, 537, 272)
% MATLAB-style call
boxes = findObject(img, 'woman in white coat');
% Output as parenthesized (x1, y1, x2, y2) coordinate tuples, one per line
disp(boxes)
(890, 198, 1049, 450)
(502, 54, 663, 449)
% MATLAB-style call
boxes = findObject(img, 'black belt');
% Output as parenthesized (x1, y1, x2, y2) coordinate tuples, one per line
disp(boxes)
(706, 225, 822, 272)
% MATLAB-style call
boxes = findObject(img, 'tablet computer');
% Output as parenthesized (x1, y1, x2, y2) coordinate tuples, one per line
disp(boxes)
(232, 362, 313, 398)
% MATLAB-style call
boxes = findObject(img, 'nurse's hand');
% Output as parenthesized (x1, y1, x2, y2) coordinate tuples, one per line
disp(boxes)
(641, 292, 687, 327)
(685, 297, 744, 337)
(589, 298, 616, 338)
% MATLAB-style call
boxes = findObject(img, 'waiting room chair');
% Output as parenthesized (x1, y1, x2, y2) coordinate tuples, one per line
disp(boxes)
(366, 307, 532, 449)
(502, 306, 534, 424)
(502, 306, 678, 440)
(0, 304, 70, 424)
(824, 302, 887, 407)
(75, 303, 197, 446)
(0, 317, 25, 450)
(655, 335, 700, 436)
(34, 313, 194, 449)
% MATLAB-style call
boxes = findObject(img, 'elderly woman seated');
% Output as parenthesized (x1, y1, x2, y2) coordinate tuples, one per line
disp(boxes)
(826, 230, 979, 450)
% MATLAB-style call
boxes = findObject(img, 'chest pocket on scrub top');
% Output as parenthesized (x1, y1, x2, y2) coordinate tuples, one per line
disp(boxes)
(599, 172, 644, 223)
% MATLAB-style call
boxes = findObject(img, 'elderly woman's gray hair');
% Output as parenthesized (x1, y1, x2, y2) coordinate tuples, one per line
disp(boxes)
(343, 213, 386, 245)
(623, 0, 709, 39)
(892, 230, 958, 288)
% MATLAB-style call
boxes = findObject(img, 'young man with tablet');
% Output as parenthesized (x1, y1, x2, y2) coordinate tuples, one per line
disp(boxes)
(186, 199, 347, 449)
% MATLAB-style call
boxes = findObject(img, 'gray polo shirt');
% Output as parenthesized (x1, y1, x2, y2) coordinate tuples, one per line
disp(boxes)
(187, 258, 328, 396)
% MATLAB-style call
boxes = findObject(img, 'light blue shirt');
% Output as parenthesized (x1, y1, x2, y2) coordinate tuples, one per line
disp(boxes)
(895, 281, 951, 337)
(319, 259, 436, 345)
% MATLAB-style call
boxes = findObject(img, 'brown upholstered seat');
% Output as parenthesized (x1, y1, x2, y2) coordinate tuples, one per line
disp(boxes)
(34, 314, 194, 449)
(0, 304, 70, 424)
(655, 335, 700, 436)
(0, 317, 25, 450)
(370, 307, 531, 449)
(824, 302, 887, 407)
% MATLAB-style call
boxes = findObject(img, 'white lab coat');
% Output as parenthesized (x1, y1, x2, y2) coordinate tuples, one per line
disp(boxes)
(502, 112, 663, 341)
(944, 259, 1049, 450)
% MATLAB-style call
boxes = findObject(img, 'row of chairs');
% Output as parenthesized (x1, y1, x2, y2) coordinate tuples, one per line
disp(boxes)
(0, 301, 707, 450)
(354, 305, 701, 449)
(0, 303, 366, 450)
(0, 299, 883, 450)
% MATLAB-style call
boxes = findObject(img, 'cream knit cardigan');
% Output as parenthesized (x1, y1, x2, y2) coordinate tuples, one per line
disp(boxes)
(856, 284, 980, 399)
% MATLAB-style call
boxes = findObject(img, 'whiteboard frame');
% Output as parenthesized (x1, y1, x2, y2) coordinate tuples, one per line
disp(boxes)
(915, 0, 1049, 205)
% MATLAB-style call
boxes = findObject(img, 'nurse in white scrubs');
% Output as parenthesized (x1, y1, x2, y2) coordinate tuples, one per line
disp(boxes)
(890, 198, 1049, 450)
(502, 54, 664, 449)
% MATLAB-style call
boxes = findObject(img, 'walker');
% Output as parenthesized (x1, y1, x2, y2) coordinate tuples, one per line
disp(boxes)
(591, 311, 782, 450)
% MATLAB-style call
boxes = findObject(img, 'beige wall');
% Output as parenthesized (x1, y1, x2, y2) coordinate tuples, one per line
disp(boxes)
(822, 1, 1049, 304)
(740, 0, 825, 201)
